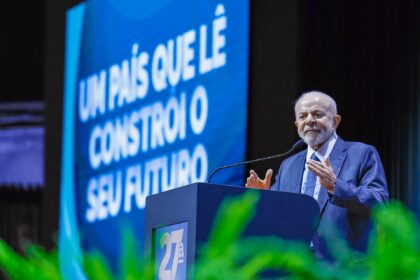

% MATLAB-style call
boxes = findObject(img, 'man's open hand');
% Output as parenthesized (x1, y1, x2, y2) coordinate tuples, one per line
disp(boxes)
(307, 158, 336, 193)
(245, 169, 273, 190)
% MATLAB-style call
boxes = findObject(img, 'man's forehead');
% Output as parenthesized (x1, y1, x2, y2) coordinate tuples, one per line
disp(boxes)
(296, 96, 331, 112)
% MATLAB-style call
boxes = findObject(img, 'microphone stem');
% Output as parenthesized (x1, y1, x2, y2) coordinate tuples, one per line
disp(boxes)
(207, 147, 297, 183)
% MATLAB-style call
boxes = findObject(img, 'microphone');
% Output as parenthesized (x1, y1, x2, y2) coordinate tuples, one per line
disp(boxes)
(207, 139, 306, 183)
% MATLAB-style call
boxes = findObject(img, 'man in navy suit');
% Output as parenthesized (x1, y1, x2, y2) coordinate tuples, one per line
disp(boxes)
(246, 91, 388, 259)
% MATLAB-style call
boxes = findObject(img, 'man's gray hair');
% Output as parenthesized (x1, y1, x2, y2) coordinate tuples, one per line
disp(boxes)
(294, 91, 338, 115)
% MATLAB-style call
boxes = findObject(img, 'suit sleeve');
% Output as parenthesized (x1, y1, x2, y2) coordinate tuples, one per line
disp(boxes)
(330, 146, 389, 216)
(269, 161, 284, 191)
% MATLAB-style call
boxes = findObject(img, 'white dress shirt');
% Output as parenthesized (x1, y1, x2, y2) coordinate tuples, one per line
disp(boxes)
(300, 133, 338, 199)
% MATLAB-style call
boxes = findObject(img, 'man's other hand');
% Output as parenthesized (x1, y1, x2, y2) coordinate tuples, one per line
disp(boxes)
(245, 169, 273, 190)
(307, 158, 336, 193)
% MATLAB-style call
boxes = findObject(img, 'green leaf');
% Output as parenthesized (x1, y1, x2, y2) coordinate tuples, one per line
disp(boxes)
(83, 251, 114, 280)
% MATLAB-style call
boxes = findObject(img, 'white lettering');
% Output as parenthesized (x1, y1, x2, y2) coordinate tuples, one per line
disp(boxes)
(189, 85, 208, 135)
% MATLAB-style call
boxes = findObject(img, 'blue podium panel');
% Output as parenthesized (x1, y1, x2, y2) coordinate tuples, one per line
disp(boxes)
(145, 183, 320, 279)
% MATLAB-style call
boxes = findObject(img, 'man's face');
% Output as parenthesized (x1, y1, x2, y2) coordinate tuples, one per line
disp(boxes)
(294, 95, 340, 149)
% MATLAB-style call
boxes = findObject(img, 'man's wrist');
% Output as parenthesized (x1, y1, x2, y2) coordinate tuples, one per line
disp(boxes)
(328, 179, 336, 194)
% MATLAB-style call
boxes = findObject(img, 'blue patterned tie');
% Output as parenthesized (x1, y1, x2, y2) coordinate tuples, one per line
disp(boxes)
(303, 153, 320, 197)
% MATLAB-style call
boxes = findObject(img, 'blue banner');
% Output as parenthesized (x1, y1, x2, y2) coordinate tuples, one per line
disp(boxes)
(60, 0, 249, 276)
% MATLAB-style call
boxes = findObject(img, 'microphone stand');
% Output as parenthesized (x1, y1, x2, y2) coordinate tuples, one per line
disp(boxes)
(207, 139, 306, 183)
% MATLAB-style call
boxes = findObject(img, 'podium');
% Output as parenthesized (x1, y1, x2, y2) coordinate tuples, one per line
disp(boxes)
(145, 183, 319, 279)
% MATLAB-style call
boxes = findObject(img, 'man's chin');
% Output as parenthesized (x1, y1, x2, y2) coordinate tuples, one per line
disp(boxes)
(302, 135, 324, 148)
(300, 129, 334, 149)
(302, 137, 315, 147)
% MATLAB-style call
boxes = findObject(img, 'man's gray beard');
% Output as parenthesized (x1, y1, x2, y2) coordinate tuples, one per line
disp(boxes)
(300, 126, 334, 148)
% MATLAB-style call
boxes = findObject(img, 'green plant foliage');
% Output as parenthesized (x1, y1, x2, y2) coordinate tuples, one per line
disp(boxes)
(0, 240, 61, 280)
(366, 202, 420, 280)
(194, 190, 260, 279)
(118, 226, 153, 280)
(82, 250, 114, 280)
(194, 190, 336, 280)
(0, 194, 419, 280)
(82, 225, 154, 280)
(195, 192, 420, 280)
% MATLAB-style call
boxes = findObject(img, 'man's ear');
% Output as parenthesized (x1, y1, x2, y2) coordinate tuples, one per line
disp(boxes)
(294, 120, 298, 128)
(334, 115, 341, 129)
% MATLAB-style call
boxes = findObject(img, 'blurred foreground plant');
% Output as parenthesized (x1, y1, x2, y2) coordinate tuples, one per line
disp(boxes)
(0, 226, 153, 280)
(0, 191, 419, 279)
(0, 241, 61, 280)
(367, 203, 420, 279)
(195, 190, 334, 280)
(195, 191, 420, 280)
(82, 226, 153, 280)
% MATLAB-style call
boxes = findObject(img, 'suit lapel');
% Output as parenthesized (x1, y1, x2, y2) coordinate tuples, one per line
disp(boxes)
(318, 137, 348, 213)
(286, 151, 306, 193)
(329, 137, 347, 178)
(284, 138, 348, 212)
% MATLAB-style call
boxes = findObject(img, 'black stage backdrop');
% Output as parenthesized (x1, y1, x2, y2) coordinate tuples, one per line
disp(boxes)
(302, 0, 420, 213)
(247, 0, 420, 214)
(43, 0, 420, 247)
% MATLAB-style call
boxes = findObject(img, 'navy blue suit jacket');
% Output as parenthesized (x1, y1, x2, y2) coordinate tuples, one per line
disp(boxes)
(270, 137, 388, 258)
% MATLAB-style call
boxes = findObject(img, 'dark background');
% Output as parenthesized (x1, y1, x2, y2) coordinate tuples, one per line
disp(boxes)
(0, 0, 418, 249)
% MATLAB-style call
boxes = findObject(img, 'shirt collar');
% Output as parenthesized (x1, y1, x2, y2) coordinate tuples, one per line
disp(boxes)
(306, 133, 338, 163)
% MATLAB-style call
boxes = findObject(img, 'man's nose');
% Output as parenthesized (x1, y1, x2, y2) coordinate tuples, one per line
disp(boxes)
(304, 114, 316, 124)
